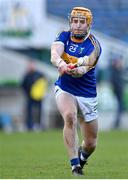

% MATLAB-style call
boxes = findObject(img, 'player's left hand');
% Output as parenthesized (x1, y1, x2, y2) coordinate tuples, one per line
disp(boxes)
(67, 64, 86, 77)
(66, 63, 77, 75)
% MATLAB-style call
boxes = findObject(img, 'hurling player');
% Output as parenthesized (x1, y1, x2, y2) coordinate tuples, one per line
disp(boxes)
(51, 6, 102, 176)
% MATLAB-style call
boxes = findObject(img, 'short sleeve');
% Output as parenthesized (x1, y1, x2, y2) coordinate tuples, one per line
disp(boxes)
(54, 31, 70, 45)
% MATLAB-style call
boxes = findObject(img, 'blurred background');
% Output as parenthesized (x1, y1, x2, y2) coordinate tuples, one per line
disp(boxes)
(0, 0, 128, 133)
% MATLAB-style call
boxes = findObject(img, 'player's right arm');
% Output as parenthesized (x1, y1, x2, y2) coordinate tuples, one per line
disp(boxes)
(51, 43, 68, 75)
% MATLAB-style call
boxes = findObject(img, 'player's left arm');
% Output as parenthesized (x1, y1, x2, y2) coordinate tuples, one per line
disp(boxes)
(78, 43, 100, 70)
(68, 45, 100, 77)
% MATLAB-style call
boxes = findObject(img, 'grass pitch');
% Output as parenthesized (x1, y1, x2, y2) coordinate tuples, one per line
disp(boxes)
(0, 129, 128, 179)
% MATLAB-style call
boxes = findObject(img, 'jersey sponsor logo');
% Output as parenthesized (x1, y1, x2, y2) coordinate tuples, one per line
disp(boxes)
(79, 47, 85, 54)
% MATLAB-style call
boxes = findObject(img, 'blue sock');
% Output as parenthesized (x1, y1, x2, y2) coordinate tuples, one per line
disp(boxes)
(70, 158, 80, 166)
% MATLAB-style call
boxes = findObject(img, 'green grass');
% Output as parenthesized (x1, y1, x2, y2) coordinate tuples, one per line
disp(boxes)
(0, 129, 128, 179)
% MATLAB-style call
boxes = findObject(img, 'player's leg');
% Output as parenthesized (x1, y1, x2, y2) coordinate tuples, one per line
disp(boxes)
(56, 92, 78, 159)
(56, 91, 83, 175)
(79, 119, 98, 168)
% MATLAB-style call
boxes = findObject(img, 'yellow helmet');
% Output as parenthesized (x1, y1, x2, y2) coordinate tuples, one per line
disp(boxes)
(69, 7, 92, 39)
(70, 7, 93, 26)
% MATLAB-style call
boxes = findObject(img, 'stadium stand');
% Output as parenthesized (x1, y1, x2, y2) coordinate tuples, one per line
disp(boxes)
(47, 0, 128, 42)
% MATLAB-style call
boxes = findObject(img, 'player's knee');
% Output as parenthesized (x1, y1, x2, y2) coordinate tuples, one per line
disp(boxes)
(86, 139, 97, 151)
(64, 112, 77, 128)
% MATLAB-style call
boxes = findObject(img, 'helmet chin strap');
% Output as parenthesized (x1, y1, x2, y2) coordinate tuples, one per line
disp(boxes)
(73, 33, 87, 39)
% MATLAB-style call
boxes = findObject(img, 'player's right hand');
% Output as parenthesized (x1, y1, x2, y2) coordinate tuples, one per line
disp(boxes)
(58, 60, 68, 75)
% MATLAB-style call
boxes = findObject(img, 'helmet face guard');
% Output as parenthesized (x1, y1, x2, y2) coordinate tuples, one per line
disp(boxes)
(69, 7, 93, 39)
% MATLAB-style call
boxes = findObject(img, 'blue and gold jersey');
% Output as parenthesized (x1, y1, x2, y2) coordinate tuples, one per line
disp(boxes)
(54, 31, 102, 97)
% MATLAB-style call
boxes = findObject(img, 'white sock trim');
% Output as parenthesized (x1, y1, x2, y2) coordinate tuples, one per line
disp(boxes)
(80, 153, 86, 161)
(72, 164, 80, 170)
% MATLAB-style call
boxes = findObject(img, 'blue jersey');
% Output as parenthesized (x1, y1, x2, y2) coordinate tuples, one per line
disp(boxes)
(54, 31, 102, 98)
